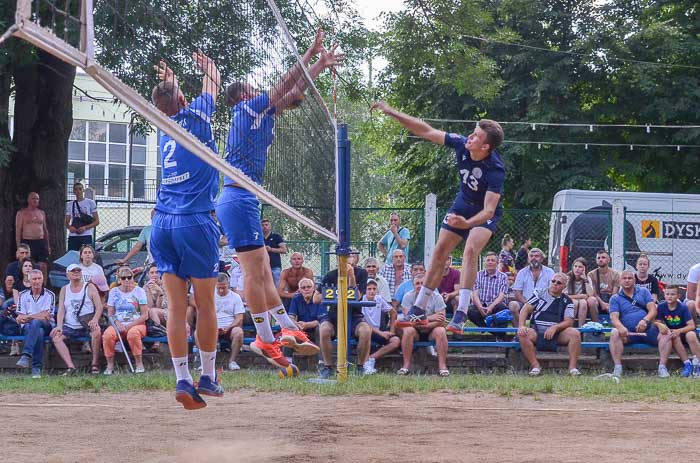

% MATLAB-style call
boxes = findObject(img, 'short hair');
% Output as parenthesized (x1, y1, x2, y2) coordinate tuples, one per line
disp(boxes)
(596, 249, 610, 256)
(478, 119, 504, 150)
(665, 284, 679, 292)
(412, 272, 426, 282)
(366, 279, 377, 287)
(392, 249, 405, 257)
(298, 277, 314, 288)
(364, 257, 379, 267)
(637, 253, 650, 265)
(151, 80, 180, 114)
(217, 273, 230, 283)
(261, 218, 271, 224)
(117, 265, 133, 276)
(553, 272, 569, 286)
(620, 270, 635, 277)
(226, 82, 247, 106)
(73, 182, 84, 189)
(17, 243, 30, 252)
(529, 247, 543, 256)
(29, 269, 43, 278)
(410, 262, 424, 270)
(484, 251, 498, 258)
(390, 212, 400, 218)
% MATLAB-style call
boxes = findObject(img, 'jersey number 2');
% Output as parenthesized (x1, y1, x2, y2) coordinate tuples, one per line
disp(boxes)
(163, 140, 177, 169)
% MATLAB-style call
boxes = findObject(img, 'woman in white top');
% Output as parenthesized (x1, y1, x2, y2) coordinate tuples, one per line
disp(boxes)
(564, 257, 598, 327)
(77, 245, 109, 294)
(102, 266, 149, 374)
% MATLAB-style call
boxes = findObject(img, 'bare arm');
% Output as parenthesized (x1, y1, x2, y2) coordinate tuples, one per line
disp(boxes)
(117, 241, 144, 265)
(472, 289, 484, 311)
(193, 49, 220, 100)
(444, 191, 500, 230)
(518, 303, 533, 328)
(370, 101, 446, 145)
(278, 271, 294, 299)
(50, 287, 66, 336)
(42, 211, 50, 252)
(514, 289, 527, 305)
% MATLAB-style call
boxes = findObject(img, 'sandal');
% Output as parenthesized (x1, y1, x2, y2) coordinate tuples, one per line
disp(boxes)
(396, 368, 410, 376)
(90, 365, 100, 375)
(438, 369, 450, 377)
(62, 368, 77, 377)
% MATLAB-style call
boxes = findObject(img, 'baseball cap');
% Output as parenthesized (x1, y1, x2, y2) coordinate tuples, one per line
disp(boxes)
(66, 264, 81, 272)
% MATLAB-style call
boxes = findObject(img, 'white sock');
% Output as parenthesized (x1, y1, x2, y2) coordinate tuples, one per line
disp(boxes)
(172, 356, 192, 384)
(200, 349, 217, 379)
(252, 311, 275, 343)
(414, 286, 435, 309)
(458, 288, 472, 312)
(268, 305, 297, 330)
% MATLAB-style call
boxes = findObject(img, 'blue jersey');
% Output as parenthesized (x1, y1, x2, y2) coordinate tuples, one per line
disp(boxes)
(223, 93, 276, 186)
(156, 93, 219, 214)
(444, 132, 506, 208)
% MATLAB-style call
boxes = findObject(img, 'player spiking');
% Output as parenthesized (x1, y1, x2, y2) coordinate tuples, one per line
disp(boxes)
(216, 29, 344, 368)
(371, 102, 505, 333)
(150, 50, 223, 409)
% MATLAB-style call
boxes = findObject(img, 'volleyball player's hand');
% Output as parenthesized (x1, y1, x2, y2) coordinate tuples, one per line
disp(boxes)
(370, 101, 392, 114)
(319, 43, 345, 69)
(445, 213, 470, 230)
(310, 27, 325, 56)
(155, 60, 177, 85)
(193, 49, 216, 76)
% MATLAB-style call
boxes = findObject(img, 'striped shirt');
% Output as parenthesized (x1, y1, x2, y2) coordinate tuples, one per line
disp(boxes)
(16, 288, 56, 324)
(379, 263, 412, 298)
(474, 269, 508, 306)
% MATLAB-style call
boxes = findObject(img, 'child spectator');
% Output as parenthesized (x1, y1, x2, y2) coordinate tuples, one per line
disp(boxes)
(361, 279, 400, 374)
(655, 285, 700, 377)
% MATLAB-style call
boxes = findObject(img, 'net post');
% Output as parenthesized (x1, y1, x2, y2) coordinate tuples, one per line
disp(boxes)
(336, 123, 351, 382)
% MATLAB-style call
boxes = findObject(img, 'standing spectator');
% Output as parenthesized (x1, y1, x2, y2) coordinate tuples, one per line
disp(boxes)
(51, 265, 103, 375)
(684, 262, 700, 319)
(399, 273, 449, 376)
(391, 262, 426, 312)
(278, 252, 314, 307)
(508, 248, 555, 323)
(655, 285, 700, 377)
(287, 277, 326, 364)
(564, 257, 598, 327)
(587, 249, 620, 315)
(65, 182, 99, 251)
(517, 273, 581, 376)
(608, 271, 671, 378)
(77, 244, 109, 293)
(214, 273, 246, 371)
(499, 234, 515, 274)
(634, 254, 661, 302)
(5, 244, 31, 283)
(364, 257, 390, 301)
(380, 249, 412, 300)
(15, 192, 50, 281)
(438, 256, 460, 312)
(262, 218, 287, 288)
(103, 266, 149, 374)
(14, 270, 55, 379)
(362, 279, 400, 375)
(514, 236, 531, 271)
(467, 252, 509, 328)
(377, 212, 410, 264)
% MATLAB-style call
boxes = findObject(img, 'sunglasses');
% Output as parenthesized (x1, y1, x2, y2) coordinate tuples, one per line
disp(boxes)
(551, 279, 565, 285)
(120, 275, 134, 281)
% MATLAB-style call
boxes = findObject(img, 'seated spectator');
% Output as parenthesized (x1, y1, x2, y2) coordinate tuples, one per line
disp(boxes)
(349, 250, 369, 295)
(564, 257, 598, 327)
(15, 192, 50, 281)
(4, 243, 31, 282)
(364, 257, 390, 301)
(278, 252, 314, 307)
(65, 182, 99, 251)
(684, 262, 700, 320)
(51, 264, 103, 375)
(508, 248, 554, 323)
(467, 252, 509, 329)
(399, 274, 449, 376)
(655, 285, 700, 377)
(505, 272, 515, 304)
(77, 244, 110, 293)
(438, 256, 460, 312)
(361, 279, 399, 375)
(2, 274, 19, 355)
(379, 249, 411, 299)
(635, 254, 661, 302)
(1, 275, 15, 309)
(321, 261, 357, 291)
(117, 211, 154, 267)
(13, 258, 35, 298)
(287, 277, 327, 363)
(517, 273, 581, 376)
(103, 266, 149, 374)
(214, 273, 245, 371)
(499, 234, 515, 274)
(609, 271, 671, 378)
(391, 261, 426, 312)
(588, 249, 620, 315)
(14, 270, 55, 379)
(145, 264, 169, 352)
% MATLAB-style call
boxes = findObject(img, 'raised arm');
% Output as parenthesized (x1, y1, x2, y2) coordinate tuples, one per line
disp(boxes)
(193, 49, 220, 100)
(370, 101, 446, 145)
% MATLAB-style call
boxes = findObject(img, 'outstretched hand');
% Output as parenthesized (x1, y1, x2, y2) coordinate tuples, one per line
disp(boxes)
(370, 101, 392, 114)
(154, 60, 176, 84)
(193, 49, 217, 75)
(319, 43, 345, 69)
(310, 27, 325, 56)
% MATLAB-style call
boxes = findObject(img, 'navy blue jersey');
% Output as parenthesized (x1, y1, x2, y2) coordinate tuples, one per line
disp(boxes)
(156, 93, 219, 214)
(224, 93, 276, 186)
(444, 132, 506, 208)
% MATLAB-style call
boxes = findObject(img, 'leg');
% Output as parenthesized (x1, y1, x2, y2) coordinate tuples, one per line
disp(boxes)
(163, 274, 190, 359)
(685, 332, 700, 359)
(191, 277, 218, 353)
(319, 321, 335, 366)
(671, 336, 688, 362)
(558, 327, 581, 370)
(586, 297, 599, 322)
(423, 229, 463, 290)
(459, 227, 493, 295)
(238, 247, 283, 315)
(102, 325, 118, 371)
(574, 300, 586, 327)
(509, 301, 521, 327)
(51, 334, 76, 369)
(186, 305, 197, 334)
(229, 327, 244, 364)
(89, 325, 102, 368)
(517, 328, 539, 370)
(370, 336, 400, 360)
(657, 332, 672, 366)
(400, 326, 417, 369)
(428, 326, 449, 371)
(609, 328, 624, 366)
(354, 322, 372, 366)
(126, 325, 147, 370)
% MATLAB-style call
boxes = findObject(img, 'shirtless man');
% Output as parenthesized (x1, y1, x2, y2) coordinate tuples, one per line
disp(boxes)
(278, 252, 314, 306)
(15, 192, 50, 280)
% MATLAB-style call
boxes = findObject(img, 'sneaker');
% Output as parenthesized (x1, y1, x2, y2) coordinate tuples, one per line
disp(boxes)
(228, 361, 241, 371)
(279, 328, 320, 356)
(285, 356, 294, 365)
(528, 367, 541, 376)
(197, 374, 224, 398)
(693, 357, 700, 378)
(428, 346, 437, 357)
(135, 366, 145, 374)
(681, 361, 693, 378)
(365, 357, 376, 371)
(612, 365, 623, 378)
(9, 342, 20, 356)
(250, 336, 289, 368)
(446, 310, 467, 335)
(569, 368, 582, 376)
(319, 365, 334, 380)
(175, 380, 207, 410)
(103, 368, 113, 376)
(396, 306, 428, 327)
(363, 364, 377, 375)
(396, 367, 410, 376)
(658, 365, 670, 378)
(16, 354, 30, 369)
(31, 367, 41, 379)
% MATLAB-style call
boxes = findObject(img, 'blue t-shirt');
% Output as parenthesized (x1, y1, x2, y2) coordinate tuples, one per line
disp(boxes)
(288, 293, 326, 323)
(609, 287, 653, 331)
(156, 93, 219, 214)
(224, 93, 276, 186)
(443, 132, 506, 208)
(656, 301, 691, 329)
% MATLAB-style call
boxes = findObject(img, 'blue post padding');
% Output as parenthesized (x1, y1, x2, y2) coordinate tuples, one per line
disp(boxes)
(336, 123, 351, 257)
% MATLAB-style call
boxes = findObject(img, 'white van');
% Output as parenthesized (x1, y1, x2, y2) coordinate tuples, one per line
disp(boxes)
(548, 189, 700, 285)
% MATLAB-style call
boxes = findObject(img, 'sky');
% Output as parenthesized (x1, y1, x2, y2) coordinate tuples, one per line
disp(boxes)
(353, 0, 405, 29)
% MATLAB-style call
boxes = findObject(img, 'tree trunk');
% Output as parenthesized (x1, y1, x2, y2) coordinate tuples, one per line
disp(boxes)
(0, 49, 75, 273)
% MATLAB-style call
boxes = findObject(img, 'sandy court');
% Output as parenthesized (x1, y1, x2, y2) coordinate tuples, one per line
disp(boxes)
(1, 390, 693, 462)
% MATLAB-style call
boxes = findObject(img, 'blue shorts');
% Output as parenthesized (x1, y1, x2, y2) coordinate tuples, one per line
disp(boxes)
(150, 212, 220, 280)
(62, 325, 89, 339)
(536, 330, 560, 352)
(216, 187, 264, 249)
(371, 332, 396, 346)
(440, 195, 501, 241)
(625, 325, 659, 346)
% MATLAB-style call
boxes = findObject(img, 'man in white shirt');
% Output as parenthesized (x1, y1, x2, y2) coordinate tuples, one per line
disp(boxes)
(215, 273, 246, 371)
(685, 262, 700, 321)
(15, 270, 55, 378)
(508, 248, 555, 324)
(362, 279, 400, 374)
(65, 182, 99, 251)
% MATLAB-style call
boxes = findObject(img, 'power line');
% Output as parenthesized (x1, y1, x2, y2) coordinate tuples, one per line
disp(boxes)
(419, 118, 700, 131)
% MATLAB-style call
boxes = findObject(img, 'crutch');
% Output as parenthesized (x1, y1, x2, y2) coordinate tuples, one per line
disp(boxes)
(109, 315, 135, 373)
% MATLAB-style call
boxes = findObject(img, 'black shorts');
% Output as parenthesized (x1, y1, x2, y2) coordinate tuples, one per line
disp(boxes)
(536, 330, 559, 352)
(440, 196, 501, 240)
(22, 239, 49, 263)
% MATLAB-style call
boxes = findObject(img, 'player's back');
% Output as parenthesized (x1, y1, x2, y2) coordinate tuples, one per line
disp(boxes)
(157, 93, 219, 214)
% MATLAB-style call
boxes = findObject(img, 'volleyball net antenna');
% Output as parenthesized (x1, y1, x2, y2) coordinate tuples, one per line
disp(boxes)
(4, 0, 339, 240)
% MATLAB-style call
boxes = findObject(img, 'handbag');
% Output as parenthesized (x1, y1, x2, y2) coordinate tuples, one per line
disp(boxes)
(74, 282, 96, 330)
(72, 200, 94, 228)
(146, 319, 167, 338)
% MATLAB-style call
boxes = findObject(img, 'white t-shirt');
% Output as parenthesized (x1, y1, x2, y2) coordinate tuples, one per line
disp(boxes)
(687, 263, 700, 284)
(79, 262, 105, 283)
(107, 286, 147, 323)
(401, 289, 446, 316)
(63, 283, 95, 329)
(215, 290, 245, 328)
(65, 199, 98, 237)
(362, 294, 392, 329)
(17, 288, 56, 326)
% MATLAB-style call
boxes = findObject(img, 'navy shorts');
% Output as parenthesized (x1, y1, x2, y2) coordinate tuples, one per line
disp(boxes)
(536, 330, 559, 352)
(22, 239, 49, 263)
(62, 325, 89, 339)
(371, 332, 392, 346)
(151, 211, 220, 280)
(440, 195, 502, 241)
(216, 187, 265, 249)
(625, 325, 659, 346)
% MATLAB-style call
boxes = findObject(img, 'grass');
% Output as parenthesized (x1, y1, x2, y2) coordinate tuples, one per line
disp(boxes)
(2, 369, 700, 402)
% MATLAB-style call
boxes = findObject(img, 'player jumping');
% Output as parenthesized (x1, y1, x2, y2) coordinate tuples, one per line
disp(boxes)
(216, 29, 343, 368)
(150, 50, 223, 409)
(371, 102, 505, 334)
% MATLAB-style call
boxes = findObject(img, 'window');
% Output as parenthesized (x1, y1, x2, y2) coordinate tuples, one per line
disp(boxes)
(130, 128, 148, 200)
